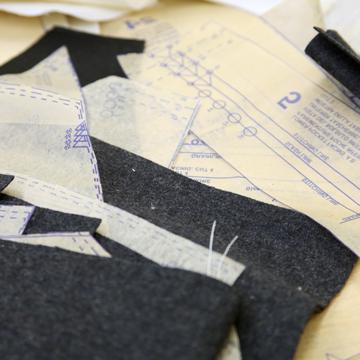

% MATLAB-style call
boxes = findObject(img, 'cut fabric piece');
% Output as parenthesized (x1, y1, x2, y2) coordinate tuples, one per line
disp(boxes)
(94, 233, 154, 262)
(96, 236, 248, 360)
(295, 261, 360, 360)
(0, 205, 34, 235)
(0, 232, 110, 257)
(235, 266, 318, 360)
(305, 27, 360, 100)
(0, 27, 145, 86)
(1, 174, 318, 360)
(0, 194, 101, 234)
(84, 76, 197, 167)
(96, 229, 317, 360)
(2, 172, 244, 285)
(90, 136, 356, 306)
(26, 207, 101, 234)
(0, 240, 239, 360)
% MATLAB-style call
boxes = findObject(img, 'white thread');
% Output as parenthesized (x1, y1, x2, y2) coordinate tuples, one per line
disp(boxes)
(217, 235, 239, 277)
(207, 220, 216, 276)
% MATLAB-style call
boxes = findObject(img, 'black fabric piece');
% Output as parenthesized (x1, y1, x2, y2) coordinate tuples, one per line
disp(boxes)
(25, 207, 101, 234)
(0, 175, 14, 192)
(0, 240, 239, 360)
(90, 136, 353, 359)
(97, 234, 319, 360)
(0, 27, 144, 86)
(91, 136, 356, 307)
(0, 194, 101, 234)
(236, 266, 318, 360)
(305, 27, 360, 99)
(95, 234, 155, 263)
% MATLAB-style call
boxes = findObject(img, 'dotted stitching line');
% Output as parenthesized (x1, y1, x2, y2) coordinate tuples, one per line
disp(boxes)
(0, 83, 102, 200)
(0, 84, 78, 108)
(12, 177, 241, 283)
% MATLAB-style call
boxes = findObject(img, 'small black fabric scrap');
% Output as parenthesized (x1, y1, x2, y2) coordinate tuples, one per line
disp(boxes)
(0, 194, 101, 234)
(0, 175, 14, 193)
(0, 240, 239, 360)
(0, 27, 144, 86)
(236, 266, 318, 360)
(95, 234, 156, 263)
(90, 136, 356, 307)
(305, 27, 360, 99)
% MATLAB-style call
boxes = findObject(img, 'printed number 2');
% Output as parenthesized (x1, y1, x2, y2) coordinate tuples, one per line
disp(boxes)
(277, 91, 301, 109)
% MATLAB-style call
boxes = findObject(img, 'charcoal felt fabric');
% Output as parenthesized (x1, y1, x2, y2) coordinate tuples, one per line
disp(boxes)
(0, 27, 144, 86)
(90, 136, 356, 307)
(96, 235, 319, 360)
(0, 193, 101, 234)
(0, 240, 239, 360)
(235, 266, 318, 360)
(305, 27, 360, 99)
(95, 233, 155, 263)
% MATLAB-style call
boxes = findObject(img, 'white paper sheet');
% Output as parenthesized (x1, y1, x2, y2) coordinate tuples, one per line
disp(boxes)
(0, 0, 156, 21)
(207, 0, 282, 15)
(41, 13, 101, 34)
(321, 0, 360, 53)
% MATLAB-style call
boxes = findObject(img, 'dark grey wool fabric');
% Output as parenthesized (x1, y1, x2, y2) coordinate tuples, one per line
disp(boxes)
(235, 266, 318, 360)
(305, 27, 360, 100)
(0, 240, 240, 360)
(90, 133, 358, 359)
(0, 179, 241, 360)
(90, 137, 348, 360)
(90, 136, 356, 307)
(97, 235, 319, 360)
(0, 173, 320, 360)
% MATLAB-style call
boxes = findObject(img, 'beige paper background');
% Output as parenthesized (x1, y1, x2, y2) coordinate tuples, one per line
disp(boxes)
(0, 12, 43, 65)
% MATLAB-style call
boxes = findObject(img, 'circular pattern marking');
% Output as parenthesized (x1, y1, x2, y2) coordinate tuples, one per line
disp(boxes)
(227, 112, 242, 124)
